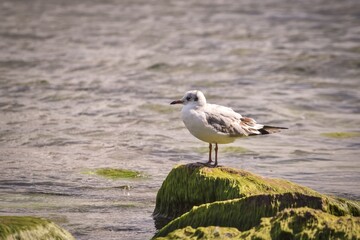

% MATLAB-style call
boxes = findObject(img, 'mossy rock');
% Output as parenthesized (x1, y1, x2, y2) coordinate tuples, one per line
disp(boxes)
(153, 163, 320, 226)
(155, 226, 242, 239)
(0, 216, 75, 240)
(152, 164, 360, 238)
(154, 192, 359, 238)
(155, 208, 360, 240)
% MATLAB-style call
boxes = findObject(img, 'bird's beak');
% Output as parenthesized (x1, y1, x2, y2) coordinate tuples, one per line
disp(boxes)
(170, 99, 183, 105)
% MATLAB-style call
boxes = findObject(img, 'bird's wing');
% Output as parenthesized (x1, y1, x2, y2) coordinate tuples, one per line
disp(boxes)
(204, 104, 264, 136)
(239, 117, 265, 136)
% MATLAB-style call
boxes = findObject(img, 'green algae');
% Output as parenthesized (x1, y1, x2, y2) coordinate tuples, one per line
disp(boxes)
(153, 164, 319, 224)
(263, 208, 360, 240)
(155, 208, 360, 240)
(321, 132, 360, 139)
(153, 192, 359, 238)
(155, 226, 242, 240)
(0, 216, 75, 240)
(84, 168, 143, 179)
(153, 164, 360, 238)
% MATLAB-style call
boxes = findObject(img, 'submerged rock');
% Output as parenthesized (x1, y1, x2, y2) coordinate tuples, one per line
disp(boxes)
(0, 216, 75, 240)
(153, 164, 360, 239)
(83, 168, 144, 179)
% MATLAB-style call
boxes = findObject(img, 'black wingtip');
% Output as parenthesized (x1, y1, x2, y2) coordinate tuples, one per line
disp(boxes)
(259, 126, 288, 134)
(264, 125, 288, 129)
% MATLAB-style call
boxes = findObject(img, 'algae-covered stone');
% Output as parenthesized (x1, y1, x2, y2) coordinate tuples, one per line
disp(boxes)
(0, 216, 75, 240)
(155, 208, 360, 240)
(153, 163, 319, 225)
(155, 226, 242, 240)
(248, 207, 360, 240)
(154, 192, 359, 238)
(153, 164, 360, 239)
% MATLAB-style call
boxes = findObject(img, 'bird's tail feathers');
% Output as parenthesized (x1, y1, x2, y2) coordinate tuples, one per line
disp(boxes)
(258, 125, 288, 135)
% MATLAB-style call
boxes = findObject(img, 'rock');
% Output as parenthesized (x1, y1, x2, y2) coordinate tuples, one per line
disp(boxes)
(154, 192, 359, 238)
(153, 163, 319, 225)
(0, 216, 75, 240)
(155, 226, 242, 240)
(152, 164, 360, 239)
(155, 208, 360, 240)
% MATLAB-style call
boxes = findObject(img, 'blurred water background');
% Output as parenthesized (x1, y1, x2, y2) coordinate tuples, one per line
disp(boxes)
(0, 0, 359, 239)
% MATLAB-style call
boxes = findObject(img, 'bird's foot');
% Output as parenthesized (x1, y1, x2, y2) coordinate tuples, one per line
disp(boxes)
(196, 161, 210, 166)
(196, 161, 219, 168)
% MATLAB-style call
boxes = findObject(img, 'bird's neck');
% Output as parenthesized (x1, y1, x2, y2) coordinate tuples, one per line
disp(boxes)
(182, 103, 204, 112)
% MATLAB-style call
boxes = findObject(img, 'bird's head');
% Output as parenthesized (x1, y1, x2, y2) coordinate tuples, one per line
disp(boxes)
(170, 90, 206, 107)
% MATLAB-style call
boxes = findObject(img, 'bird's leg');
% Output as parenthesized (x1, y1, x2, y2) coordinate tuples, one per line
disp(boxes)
(207, 143, 212, 164)
(213, 143, 218, 167)
(197, 143, 213, 166)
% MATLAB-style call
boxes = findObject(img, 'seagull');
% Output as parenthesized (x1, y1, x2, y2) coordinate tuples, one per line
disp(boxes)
(170, 90, 287, 167)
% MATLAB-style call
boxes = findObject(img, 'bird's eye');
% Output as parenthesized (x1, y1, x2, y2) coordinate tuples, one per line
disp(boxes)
(186, 96, 191, 101)
(194, 97, 198, 101)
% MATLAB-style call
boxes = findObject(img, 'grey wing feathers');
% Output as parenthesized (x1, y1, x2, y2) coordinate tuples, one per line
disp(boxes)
(205, 112, 260, 136)
(205, 112, 238, 135)
(205, 112, 287, 137)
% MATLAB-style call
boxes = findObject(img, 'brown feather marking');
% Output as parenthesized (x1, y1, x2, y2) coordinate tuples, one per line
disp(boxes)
(240, 117, 259, 136)
(240, 117, 256, 125)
